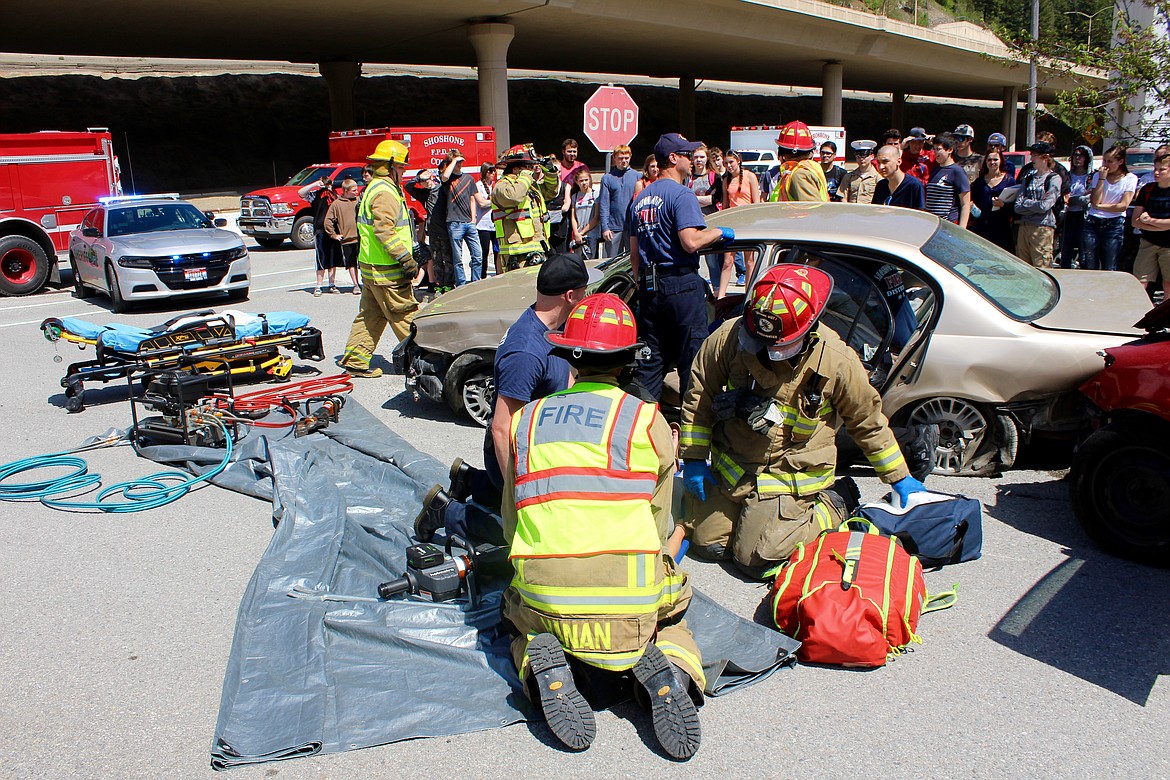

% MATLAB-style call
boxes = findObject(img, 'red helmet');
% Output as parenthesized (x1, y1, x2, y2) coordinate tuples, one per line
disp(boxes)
(498, 143, 539, 167)
(776, 121, 816, 154)
(546, 293, 641, 354)
(744, 264, 833, 347)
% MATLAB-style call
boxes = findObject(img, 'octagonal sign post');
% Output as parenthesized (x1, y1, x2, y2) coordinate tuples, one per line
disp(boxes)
(583, 86, 639, 153)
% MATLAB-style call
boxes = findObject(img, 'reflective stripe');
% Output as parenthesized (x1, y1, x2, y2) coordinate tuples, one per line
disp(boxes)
(514, 469, 656, 505)
(609, 393, 642, 469)
(656, 640, 707, 689)
(492, 208, 531, 221)
(515, 583, 679, 610)
(866, 442, 907, 475)
(566, 648, 644, 670)
(757, 467, 835, 497)
(813, 500, 834, 532)
(679, 424, 711, 448)
(711, 448, 746, 486)
(513, 403, 537, 478)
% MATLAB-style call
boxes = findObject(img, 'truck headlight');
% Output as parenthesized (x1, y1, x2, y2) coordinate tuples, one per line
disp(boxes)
(117, 256, 153, 268)
(271, 203, 293, 215)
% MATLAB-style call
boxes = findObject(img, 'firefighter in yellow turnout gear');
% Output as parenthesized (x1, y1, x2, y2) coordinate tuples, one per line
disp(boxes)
(680, 264, 925, 578)
(339, 140, 419, 378)
(502, 293, 704, 759)
(492, 143, 563, 271)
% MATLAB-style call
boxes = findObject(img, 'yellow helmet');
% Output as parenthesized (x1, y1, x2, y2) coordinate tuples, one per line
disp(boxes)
(368, 140, 409, 165)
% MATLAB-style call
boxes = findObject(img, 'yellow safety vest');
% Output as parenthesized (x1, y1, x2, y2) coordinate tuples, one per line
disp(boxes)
(356, 177, 414, 284)
(767, 159, 829, 202)
(494, 174, 548, 256)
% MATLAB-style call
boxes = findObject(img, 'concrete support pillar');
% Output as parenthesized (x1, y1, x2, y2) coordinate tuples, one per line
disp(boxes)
(1002, 85, 1019, 150)
(891, 92, 906, 133)
(468, 22, 515, 153)
(318, 60, 362, 131)
(821, 61, 843, 126)
(679, 75, 696, 139)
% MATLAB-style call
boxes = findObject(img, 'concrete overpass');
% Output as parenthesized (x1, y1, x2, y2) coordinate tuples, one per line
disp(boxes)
(9, 0, 1096, 149)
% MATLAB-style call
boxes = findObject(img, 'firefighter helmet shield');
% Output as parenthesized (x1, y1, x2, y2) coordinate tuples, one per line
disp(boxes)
(498, 143, 539, 167)
(368, 140, 410, 165)
(776, 121, 817, 154)
(546, 293, 641, 354)
(744, 264, 833, 347)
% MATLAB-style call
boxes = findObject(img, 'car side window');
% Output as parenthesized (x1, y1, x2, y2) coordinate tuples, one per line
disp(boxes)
(788, 250, 893, 369)
(337, 167, 364, 184)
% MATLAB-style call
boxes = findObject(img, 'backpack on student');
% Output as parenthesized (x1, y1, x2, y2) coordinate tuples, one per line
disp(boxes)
(769, 520, 956, 668)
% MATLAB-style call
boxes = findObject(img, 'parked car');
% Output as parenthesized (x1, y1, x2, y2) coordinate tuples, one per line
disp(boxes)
(394, 203, 1150, 476)
(69, 194, 250, 312)
(1071, 299, 1170, 566)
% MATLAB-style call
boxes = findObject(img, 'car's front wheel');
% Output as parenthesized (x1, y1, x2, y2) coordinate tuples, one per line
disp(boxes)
(105, 263, 128, 313)
(444, 353, 494, 427)
(1071, 419, 1170, 567)
(290, 216, 315, 250)
(905, 397, 1017, 477)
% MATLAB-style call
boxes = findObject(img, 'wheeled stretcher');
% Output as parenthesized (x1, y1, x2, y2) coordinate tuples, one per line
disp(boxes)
(40, 309, 325, 412)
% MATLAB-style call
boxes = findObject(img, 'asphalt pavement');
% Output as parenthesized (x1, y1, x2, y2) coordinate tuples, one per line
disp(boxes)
(0, 243, 1167, 779)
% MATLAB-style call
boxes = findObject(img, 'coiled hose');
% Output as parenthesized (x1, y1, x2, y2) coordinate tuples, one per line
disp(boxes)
(0, 416, 232, 513)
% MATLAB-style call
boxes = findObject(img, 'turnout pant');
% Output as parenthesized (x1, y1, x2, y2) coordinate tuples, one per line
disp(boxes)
(339, 280, 418, 370)
(686, 477, 844, 578)
(503, 556, 705, 695)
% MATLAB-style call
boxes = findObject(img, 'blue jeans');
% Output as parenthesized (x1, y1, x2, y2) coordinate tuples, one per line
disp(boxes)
(1081, 215, 1125, 271)
(447, 221, 483, 284)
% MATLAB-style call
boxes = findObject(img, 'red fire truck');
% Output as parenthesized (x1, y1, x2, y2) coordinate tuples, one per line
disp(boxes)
(0, 129, 121, 296)
(238, 126, 495, 250)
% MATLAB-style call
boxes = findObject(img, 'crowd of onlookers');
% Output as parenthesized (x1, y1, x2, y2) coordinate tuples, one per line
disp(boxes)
(298, 125, 1170, 301)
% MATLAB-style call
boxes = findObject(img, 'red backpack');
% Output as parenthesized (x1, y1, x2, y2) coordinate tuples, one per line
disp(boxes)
(769, 521, 955, 668)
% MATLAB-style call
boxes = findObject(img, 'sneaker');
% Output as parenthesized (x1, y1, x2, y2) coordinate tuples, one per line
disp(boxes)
(328, 285, 341, 294)
(312, 288, 322, 297)
(343, 366, 382, 379)
(448, 458, 474, 502)
(413, 484, 452, 542)
(352, 285, 361, 295)
(526, 633, 596, 751)
(632, 643, 701, 760)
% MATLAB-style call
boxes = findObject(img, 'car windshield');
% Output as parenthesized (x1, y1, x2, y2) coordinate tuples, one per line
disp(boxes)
(107, 203, 213, 237)
(737, 151, 764, 162)
(287, 167, 333, 186)
(921, 221, 1058, 321)
(1127, 151, 1155, 167)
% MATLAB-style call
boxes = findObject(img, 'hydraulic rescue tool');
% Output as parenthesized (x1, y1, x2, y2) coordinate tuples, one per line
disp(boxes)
(377, 535, 507, 608)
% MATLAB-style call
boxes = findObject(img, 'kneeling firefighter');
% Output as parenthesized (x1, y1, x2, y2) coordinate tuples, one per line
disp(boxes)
(502, 293, 704, 759)
(679, 264, 926, 578)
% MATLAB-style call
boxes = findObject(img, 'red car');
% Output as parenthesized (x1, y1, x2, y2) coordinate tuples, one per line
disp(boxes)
(1072, 299, 1170, 566)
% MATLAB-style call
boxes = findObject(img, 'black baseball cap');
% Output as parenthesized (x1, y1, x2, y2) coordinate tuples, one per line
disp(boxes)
(653, 133, 701, 162)
(1028, 141, 1055, 155)
(536, 253, 602, 295)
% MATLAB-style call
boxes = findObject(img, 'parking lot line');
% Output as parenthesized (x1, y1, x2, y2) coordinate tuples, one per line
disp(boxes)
(0, 313, 89, 329)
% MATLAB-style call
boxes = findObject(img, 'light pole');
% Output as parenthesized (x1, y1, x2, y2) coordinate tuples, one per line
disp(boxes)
(1065, 8, 1109, 48)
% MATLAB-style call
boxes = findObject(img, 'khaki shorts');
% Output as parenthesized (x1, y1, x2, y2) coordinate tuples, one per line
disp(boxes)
(1016, 223, 1055, 268)
(1132, 239, 1170, 284)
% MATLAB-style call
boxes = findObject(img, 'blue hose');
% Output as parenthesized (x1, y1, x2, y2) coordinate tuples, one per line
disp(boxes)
(0, 417, 233, 513)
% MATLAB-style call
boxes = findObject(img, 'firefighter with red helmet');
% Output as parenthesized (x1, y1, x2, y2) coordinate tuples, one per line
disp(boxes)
(765, 121, 829, 203)
(501, 292, 704, 759)
(492, 143, 563, 271)
(678, 264, 925, 577)
(339, 139, 419, 378)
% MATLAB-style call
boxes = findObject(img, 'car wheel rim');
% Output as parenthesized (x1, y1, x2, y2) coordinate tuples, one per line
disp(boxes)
(297, 222, 315, 245)
(1, 248, 36, 284)
(1093, 445, 1170, 547)
(907, 398, 988, 475)
(462, 370, 494, 427)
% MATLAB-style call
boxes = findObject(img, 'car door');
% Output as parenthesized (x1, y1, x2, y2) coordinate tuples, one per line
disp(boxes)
(74, 208, 104, 286)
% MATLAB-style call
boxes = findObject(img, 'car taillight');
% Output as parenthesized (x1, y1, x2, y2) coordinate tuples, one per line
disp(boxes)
(117, 256, 153, 268)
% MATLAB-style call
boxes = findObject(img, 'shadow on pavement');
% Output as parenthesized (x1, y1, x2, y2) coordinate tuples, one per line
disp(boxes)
(989, 477, 1170, 705)
(381, 385, 481, 428)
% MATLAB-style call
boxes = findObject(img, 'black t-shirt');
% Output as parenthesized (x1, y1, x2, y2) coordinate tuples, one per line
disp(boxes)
(873, 175, 926, 210)
(1136, 182, 1170, 247)
(443, 172, 477, 224)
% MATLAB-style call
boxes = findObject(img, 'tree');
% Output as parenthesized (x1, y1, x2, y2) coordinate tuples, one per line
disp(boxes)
(1008, 0, 1169, 144)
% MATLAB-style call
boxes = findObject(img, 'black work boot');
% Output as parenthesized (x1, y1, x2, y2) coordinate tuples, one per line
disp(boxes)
(526, 633, 596, 751)
(828, 476, 862, 517)
(448, 457, 473, 502)
(632, 643, 702, 760)
(413, 484, 452, 543)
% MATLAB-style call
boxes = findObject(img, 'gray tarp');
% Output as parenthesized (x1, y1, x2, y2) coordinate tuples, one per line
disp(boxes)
(141, 400, 799, 770)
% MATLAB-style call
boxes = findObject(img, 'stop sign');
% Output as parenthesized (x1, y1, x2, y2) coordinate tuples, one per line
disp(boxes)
(583, 86, 639, 152)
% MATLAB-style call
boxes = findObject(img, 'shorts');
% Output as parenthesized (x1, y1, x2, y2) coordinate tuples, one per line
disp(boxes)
(1132, 239, 1170, 284)
(338, 242, 358, 269)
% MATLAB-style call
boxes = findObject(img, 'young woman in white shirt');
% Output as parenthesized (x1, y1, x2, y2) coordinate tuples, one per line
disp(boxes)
(1081, 144, 1138, 271)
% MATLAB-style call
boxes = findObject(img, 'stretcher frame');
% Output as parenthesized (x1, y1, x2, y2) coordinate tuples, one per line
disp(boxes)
(41, 311, 325, 412)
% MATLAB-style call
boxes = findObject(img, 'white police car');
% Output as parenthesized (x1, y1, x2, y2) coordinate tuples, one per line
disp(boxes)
(69, 194, 250, 312)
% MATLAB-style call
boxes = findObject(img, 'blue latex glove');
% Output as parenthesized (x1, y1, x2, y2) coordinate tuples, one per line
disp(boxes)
(891, 475, 928, 507)
(714, 226, 735, 247)
(682, 460, 716, 502)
